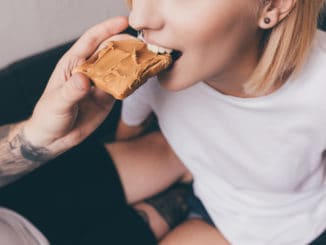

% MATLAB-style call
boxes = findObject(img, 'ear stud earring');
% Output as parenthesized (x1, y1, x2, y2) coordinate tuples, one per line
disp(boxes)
(264, 17, 271, 24)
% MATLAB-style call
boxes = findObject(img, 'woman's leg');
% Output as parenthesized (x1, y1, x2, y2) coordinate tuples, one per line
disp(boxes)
(105, 131, 190, 204)
(159, 218, 230, 245)
(106, 130, 195, 240)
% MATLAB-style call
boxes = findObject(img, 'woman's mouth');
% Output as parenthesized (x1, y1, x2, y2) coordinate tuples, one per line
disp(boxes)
(137, 32, 182, 63)
(145, 42, 183, 72)
(146, 44, 182, 63)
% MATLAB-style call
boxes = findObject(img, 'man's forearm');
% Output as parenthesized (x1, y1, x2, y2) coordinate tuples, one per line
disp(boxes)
(0, 123, 52, 187)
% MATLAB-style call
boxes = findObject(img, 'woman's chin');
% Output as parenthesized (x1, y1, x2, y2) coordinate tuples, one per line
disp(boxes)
(157, 74, 194, 92)
(157, 73, 182, 91)
(157, 60, 198, 91)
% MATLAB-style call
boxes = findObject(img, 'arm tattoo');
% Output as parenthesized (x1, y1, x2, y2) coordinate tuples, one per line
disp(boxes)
(145, 183, 192, 229)
(0, 124, 52, 187)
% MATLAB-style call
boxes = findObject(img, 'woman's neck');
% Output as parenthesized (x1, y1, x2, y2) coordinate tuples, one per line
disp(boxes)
(205, 60, 258, 98)
(204, 40, 277, 98)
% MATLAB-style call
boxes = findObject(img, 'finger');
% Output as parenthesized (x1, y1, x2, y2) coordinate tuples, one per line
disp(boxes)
(90, 87, 116, 111)
(69, 16, 129, 58)
(54, 73, 91, 114)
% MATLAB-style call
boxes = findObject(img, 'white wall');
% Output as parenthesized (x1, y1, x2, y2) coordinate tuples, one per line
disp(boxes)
(0, 0, 128, 68)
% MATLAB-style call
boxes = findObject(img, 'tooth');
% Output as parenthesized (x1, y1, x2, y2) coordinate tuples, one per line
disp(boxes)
(137, 31, 173, 54)
(147, 44, 159, 54)
(145, 42, 172, 54)
(159, 47, 166, 54)
(153, 46, 160, 54)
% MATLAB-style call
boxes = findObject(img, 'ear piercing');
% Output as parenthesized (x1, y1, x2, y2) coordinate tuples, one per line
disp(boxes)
(263, 0, 271, 5)
(264, 17, 271, 24)
(263, 0, 272, 25)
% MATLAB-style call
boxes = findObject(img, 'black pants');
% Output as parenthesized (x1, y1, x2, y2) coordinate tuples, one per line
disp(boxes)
(0, 42, 156, 245)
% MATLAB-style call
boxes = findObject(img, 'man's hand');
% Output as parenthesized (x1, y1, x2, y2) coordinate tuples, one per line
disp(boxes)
(0, 17, 129, 187)
(24, 16, 129, 156)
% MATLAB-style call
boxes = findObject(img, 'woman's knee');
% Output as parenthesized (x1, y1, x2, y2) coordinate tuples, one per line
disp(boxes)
(159, 219, 230, 245)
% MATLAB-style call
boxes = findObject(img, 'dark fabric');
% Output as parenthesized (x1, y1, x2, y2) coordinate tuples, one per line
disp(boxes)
(0, 37, 156, 244)
(78, 206, 157, 245)
(0, 140, 119, 244)
(319, 7, 326, 31)
(311, 230, 326, 244)
(186, 188, 215, 227)
(0, 42, 73, 125)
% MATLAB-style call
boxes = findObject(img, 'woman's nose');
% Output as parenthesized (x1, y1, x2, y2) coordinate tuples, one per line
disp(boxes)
(128, 0, 164, 31)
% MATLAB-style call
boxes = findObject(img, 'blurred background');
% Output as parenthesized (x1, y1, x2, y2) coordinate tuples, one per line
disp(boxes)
(0, 0, 128, 68)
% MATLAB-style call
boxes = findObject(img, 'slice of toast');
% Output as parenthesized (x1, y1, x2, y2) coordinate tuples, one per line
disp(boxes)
(74, 39, 172, 100)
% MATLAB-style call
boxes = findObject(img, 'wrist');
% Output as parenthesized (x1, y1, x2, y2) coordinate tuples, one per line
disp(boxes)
(22, 119, 74, 158)
(8, 122, 53, 163)
(22, 120, 53, 148)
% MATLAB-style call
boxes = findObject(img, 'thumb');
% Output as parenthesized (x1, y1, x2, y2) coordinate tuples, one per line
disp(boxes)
(56, 73, 91, 114)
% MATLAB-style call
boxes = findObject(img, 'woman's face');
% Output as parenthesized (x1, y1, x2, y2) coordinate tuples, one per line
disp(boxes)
(129, 0, 263, 92)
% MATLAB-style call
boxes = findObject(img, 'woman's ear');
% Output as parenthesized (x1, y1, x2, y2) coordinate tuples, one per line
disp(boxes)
(258, 0, 297, 29)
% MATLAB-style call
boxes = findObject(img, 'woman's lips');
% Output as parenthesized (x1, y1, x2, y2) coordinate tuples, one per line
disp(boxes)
(137, 32, 183, 74)
(137, 32, 182, 60)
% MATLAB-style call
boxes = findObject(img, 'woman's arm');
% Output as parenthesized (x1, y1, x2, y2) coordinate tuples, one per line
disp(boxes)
(0, 122, 52, 187)
(115, 113, 156, 141)
(115, 119, 145, 141)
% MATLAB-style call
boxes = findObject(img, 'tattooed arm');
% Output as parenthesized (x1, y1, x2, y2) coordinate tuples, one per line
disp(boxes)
(0, 123, 52, 187)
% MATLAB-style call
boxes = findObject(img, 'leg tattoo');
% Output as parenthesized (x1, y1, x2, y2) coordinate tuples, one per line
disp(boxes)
(145, 183, 192, 229)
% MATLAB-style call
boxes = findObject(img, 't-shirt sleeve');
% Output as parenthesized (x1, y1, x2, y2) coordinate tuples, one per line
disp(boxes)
(121, 80, 153, 126)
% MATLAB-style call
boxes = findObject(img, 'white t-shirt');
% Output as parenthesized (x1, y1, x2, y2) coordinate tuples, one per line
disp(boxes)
(121, 30, 326, 244)
(0, 207, 49, 245)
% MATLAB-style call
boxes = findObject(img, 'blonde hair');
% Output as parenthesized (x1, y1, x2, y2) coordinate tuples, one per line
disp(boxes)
(244, 0, 326, 96)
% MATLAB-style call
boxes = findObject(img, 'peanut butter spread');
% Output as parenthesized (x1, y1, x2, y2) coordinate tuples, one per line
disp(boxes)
(74, 39, 172, 100)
